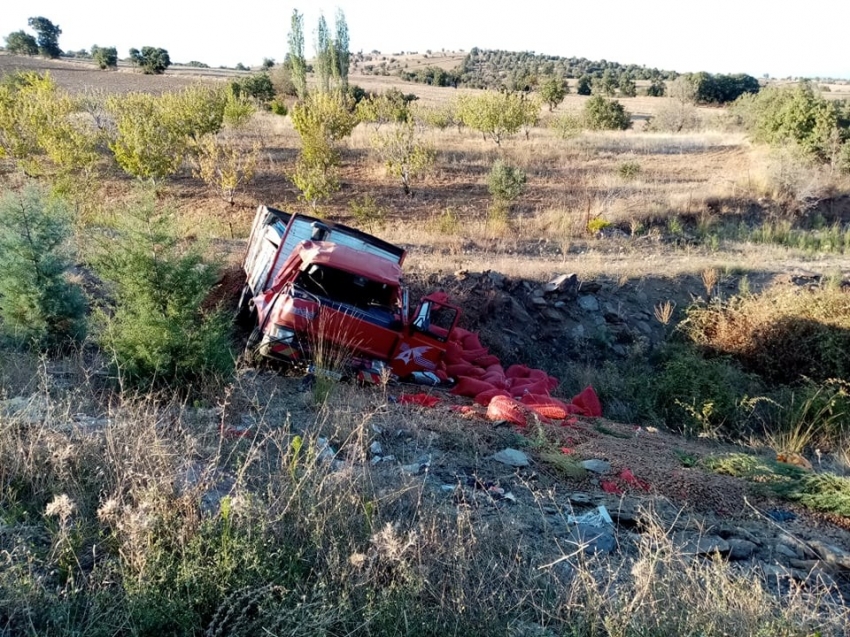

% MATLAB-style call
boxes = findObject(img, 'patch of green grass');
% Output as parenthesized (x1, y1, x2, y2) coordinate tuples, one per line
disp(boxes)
(704, 452, 850, 517)
(674, 449, 699, 467)
(538, 451, 587, 479)
(595, 423, 632, 439)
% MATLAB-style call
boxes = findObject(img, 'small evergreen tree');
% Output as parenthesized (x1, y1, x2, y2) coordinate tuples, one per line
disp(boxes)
(93, 195, 233, 389)
(0, 185, 86, 349)
(129, 46, 171, 74)
(576, 75, 593, 96)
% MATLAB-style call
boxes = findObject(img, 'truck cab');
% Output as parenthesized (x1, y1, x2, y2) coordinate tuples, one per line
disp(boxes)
(239, 206, 460, 382)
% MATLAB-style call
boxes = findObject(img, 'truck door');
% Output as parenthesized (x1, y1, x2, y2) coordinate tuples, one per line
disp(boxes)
(390, 298, 460, 377)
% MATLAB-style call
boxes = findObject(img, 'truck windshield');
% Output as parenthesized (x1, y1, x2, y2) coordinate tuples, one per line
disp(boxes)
(295, 264, 397, 311)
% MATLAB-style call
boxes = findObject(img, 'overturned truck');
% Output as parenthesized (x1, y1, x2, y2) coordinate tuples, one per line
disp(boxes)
(238, 205, 461, 383)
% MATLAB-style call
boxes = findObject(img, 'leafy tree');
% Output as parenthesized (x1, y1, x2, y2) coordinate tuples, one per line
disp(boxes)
(732, 83, 847, 162)
(356, 88, 414, 130)
(576, 75, 593, 96)
(583, 96, 632, 130)
(488, 160, 526, 205)
(689, 72, 760, 104)
(290, 91, 357, 208)
(194, 134, 259, 207)
(129, 46, 171, 74)
(315, 14, 332, 92)
(370, 121, 435, 195)
(646, 78, 666, 97)
(4, 31, 38, 56)
(93, 196, 233, 389)
(261, 57, 275, 70)
(593, 69, 617, 96)
(288, 10, 307, 99)
(333, 8, 350, 88)
(231, 73, 275, 106)
(0, 185, 86, 350)
(91, 45, 118, 70)
(456, 91, 535, 146)
(27, 17, 61, 58)
(618, 73, 637, 97)
(539, 76, 567, 112)
(0, 72, 100, 179)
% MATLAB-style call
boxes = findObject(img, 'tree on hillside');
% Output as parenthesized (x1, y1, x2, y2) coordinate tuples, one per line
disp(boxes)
(129, 47, 171, 74)
(91, 45, 118, 70)
(4, 31, 39, 56)
(646, 78, 666, 97)
(539, 76, 568, 111)
(457, 91, 535, 146)
(27, 17, 62, 58)
(583, 96, 632, 130)
(618, 73, 637, 97)
(288, 10, 307, 99)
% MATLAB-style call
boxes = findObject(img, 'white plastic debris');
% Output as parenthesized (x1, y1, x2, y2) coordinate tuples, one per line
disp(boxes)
(567, 505, 613, 528)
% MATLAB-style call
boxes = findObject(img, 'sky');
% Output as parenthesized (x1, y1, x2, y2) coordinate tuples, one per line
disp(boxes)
(2, 0, 849, 79)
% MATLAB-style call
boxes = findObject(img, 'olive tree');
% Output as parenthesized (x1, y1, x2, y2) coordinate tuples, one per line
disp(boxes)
(371, 121, 435, 195)
(456, 91, 537, 146)
(91, 45, 118, 70)
(27, 17, 61, 58)
(4, 31, 38, 56)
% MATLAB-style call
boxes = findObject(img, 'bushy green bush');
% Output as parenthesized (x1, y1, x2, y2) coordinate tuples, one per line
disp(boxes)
(0, 185, 86, 350)
(583, 95, 632, 130)
(91, 45, 117, 70)
(93, 196, 233, 388)
(488, 160, 526, 204)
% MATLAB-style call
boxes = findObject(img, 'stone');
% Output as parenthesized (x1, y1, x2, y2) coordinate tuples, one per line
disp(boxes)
(774, 543, 800, 560)
(677, 534, 730, 556)
(369, 441, 384, 456)
(578, 295, 600, 312)
(543, 273, 578, 295)
(580, 459, 611, 474)
(532, 296, 548, 306)
(581, 281, 602, 293)
(570, 324, 587, 340)
(492, 448, 530, 467)
(568, 523, 617, 555)
(487, 271, 506, 287)
(567, 492, 595, 505)
(636, 320, 653, 336)
(808, 540, 850, 570)
(541, 308, 564, 322)
(727, 539, 758, 561)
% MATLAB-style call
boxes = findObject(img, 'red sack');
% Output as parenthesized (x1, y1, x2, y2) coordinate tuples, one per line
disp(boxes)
(486, 395, 528, 427)
(460, 347, 489, 361)
(527, 369, 549, 381)
(444, 340, 463, 359)
(473, 354, 501, 368)
(571, 386, 602, 418)
(446, 363, 477, 378)
(398, 393, 440, 408)
(435, 369, 448, 382)
(473, 388, 511, 406)
(520, 394, 573, 420)
(505, 364, 531, 379)
(547, 376, 560, 391)
(450, 327, 472, 343)
(462, 333, 483, 351)
(509, 379, 548, 397)
(450, 377, 496, 398)
(480, 373, 507, 389)
(465, 366, 486, 378)
(485, 364, 505, 375)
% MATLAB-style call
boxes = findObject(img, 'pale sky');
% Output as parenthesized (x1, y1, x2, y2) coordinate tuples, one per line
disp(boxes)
(2, 0, 848, 79)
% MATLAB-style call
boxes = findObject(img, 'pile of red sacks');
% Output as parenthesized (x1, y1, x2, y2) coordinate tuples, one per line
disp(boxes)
(426, 325, 602, 426)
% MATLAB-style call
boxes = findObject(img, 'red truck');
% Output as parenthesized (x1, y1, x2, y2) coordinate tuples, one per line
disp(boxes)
(238, 205, 461, 383)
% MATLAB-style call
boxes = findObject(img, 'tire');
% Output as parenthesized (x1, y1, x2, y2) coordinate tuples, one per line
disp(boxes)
(235, 284, 256, 326)
(243, 326, 263, 365)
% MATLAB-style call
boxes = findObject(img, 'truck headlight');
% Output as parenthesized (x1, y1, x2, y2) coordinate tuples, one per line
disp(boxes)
(270, 325, 295, 343)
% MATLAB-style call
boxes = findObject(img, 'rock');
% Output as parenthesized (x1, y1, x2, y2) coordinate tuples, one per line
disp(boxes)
(774, 543, 800, 560)
(570, 324, 587, 340)
(581, 281, 602, 293)
(727, 539, 758, 561)
(369, 441, 384, 456)
(568, 523, 617, 555)
(677, 534, 730, 556)
(580, 459, 611, 475)
(541, 308, 565, 322)
(567, 492, 595, 505)
(543, 273, 578, 295)
(578, 295, 600, 312)
(531, 296, 548, 306)
(487, 271, 506, 288)
(808, 540, 850, 570)
(510, 298, 532, 323)
(612, 344, 627, 357)
(492, 448, 530, 467)
(636, 320, 653, 336)
(759, 562, 796, 580)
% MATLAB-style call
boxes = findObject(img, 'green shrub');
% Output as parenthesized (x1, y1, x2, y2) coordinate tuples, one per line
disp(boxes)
(550, 112, 584, 139)
(586, 217, 612, 234)
(91, 45, 117, 70)
(682, 286, 850, 384)
(488, 160, 526, 204)
(583, 95, 632, 130)
(129, 46, 170, 74)
(269, 98, 288, 116)
(231, 73, 275, 106)
(0, 185, 86, 350)
(93, 195, 233, 389)
(617, 161, 641, 179)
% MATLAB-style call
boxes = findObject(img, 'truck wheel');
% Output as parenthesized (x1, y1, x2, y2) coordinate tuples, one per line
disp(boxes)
(243, 326, 263, 364)
(235, 284, 255, 326)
